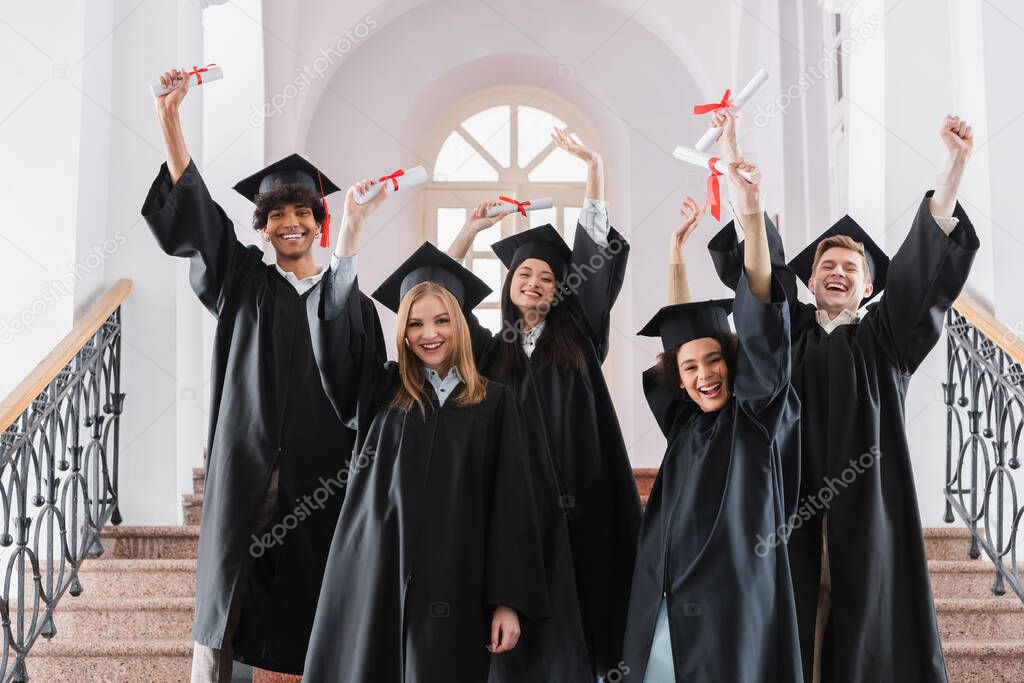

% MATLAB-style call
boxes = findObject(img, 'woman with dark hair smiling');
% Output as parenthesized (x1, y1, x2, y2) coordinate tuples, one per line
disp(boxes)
(447, 128, 640, 682)
(622, 162, 803, 682)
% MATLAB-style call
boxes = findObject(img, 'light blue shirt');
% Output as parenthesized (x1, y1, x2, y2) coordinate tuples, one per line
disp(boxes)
(424, 366, 464, 406)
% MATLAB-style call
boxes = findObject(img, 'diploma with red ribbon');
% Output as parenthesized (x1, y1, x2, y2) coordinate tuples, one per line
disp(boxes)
(692, 68, 769, 152)
(354, 165, 428, 205)
(672, 146, 760, 221)
(485, 196, 554, 218)
(150, 64, 224, 96)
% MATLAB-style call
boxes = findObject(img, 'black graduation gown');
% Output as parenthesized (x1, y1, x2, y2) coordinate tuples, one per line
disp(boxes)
(141, 161, 358, 673)
(467, 226, 641, 681)
(708, 193, 979, 682)
(621, 273, 803, 682)
(302, 267, 550, 683)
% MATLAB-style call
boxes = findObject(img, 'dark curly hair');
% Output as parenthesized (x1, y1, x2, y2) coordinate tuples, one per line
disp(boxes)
(250, 183, 326, 231)
(656, 333, 739, 397)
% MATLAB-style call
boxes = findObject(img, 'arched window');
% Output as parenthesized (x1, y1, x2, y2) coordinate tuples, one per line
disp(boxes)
(424, 89, 602, 331)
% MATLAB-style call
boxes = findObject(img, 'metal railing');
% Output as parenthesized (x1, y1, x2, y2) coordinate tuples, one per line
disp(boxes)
(0, 280, 130, 682)
(943, 293, 1024, 602)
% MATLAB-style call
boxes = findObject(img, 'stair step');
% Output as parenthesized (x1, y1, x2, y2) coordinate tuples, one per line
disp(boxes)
(35, 596, 194, 641)
(101, 525, 199, 559)
(943, 640, 1024, 682)
(182, 494, 203, 526)
(935, 597, 1024, 641)
(193, 467, 206, 495)
(929, 560, 1024, 599)
(74, 559, 196, 598)
(253, 671, 301, 683)
(924, 526, 983, 561)
(25, 638, 192, 683)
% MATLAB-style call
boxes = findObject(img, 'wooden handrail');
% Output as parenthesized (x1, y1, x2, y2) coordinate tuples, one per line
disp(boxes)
(953, 292, 1024, 367)
(0, 279, 132, 433)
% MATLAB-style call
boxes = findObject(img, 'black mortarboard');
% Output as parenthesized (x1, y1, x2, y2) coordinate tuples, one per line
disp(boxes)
(638, 299, 734, 351)
(232, 154, 341, 247)
(371, 242, 492, 313)
(787, 215, 889, 305)
(491, 225, 572, 280)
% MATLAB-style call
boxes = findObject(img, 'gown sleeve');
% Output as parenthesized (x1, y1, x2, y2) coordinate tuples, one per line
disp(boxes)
(863, 191, 979, 374)
(464, 309, 499, 364)
(484, 386, 550, 621)
(569, 222, 630, 362)
(707, 213, 815, 330)
(732, 270, 793, 439)
(641, 365, 694, 439)
(141, 160, 260, 316)
(306, 259, 388, 431)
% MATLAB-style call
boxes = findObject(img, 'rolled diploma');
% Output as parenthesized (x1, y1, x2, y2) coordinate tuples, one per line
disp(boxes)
(694, 68, 770, 153)
(354, 165, 428, 205)
(486, 197, 555, 217)
(673, 146, 759, 184)
(150, 65, 224, 96)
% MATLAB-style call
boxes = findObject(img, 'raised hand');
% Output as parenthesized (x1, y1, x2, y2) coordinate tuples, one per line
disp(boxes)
(710, 108, 738, 144)
(550, 127, 600, 164)
(465, 200, 505, 234)
(726, 158, 763, 217)
(154, 68, 191, 114)
(940, 115, 973, 158)
(343, 178, 388, 220)
(671, 196, 707, 264)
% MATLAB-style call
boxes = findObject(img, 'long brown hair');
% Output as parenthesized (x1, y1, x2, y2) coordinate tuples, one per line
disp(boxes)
(497, 266, 585, 374)
(390, 282, 487, 416)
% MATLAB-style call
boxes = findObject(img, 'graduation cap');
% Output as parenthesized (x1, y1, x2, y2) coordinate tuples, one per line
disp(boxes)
(371, 242, 492, 313)
(232, 154, 341, 248)
(638, 299, 734, 351)
(787, 215, 889, 305)
(491, 225, 572, 280)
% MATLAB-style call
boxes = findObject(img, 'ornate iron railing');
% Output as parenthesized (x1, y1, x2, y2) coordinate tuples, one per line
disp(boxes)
(944, 295, 1024, 603)
(0, 280, 129, 682)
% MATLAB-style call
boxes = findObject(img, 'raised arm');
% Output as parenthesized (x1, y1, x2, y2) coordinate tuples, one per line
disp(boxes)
(446, 200, 504, 260)
(867, 116, 979, 373)
(154, 68, 193, 183)
(549, 129, 629, 359)
(142, 68, 255, 315)
(667, 196, 707, 304)
(725, 159, 771, 302)
(308, 180, 391, 427)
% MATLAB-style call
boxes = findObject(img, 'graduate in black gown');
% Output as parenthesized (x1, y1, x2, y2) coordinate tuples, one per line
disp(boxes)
(622, 161, 803, 682)
(303, 176, 549, 682)
(707, 112, 979, 681)
(142, 69, 372, 679)
(446, 128, 641, 682)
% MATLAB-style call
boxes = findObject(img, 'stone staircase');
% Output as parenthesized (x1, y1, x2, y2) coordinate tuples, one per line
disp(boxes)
(21, 468, 1024, 681)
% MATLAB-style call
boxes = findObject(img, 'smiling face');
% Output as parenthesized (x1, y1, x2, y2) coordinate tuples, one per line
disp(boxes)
(809, 245, 873, 317)
(405, 293, 453, 371)
(508, 258, 557, 323)
(259, 203, 320, 260)
(677, 337, 731, 413)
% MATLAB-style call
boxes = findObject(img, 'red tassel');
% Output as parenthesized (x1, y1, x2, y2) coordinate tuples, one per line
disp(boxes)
(317, 170, 330, 248)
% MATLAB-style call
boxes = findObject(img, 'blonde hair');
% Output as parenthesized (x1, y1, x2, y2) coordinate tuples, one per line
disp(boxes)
(390, 282, 487, 416)
(811, 235, 872, 284)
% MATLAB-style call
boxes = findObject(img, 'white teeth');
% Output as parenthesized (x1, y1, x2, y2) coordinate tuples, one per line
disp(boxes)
(421, 342, 442, 350)
(699, 382, 722, 395)
(826, 282, 847, 291)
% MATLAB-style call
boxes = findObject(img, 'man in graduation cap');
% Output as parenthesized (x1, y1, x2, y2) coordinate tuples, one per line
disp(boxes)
(707, 111, 979, 681)
(143, 68, 385, 681)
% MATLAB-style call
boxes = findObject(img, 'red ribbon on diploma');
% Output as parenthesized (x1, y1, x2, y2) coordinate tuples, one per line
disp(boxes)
(379, 169, 405, 191)
(693, 89, 733, 115)
(188, 64, 215, 85)
(706, 157, 723, 221)
(317, 170, 331, 248)
(499, 196, 532, 217)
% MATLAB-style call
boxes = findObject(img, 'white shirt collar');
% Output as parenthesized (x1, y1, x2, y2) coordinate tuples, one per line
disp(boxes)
(424, 366, 464, 406)
(521, 321, 546, 358)
(274, 263, 325, 294)
(816, 308, 860, 333)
